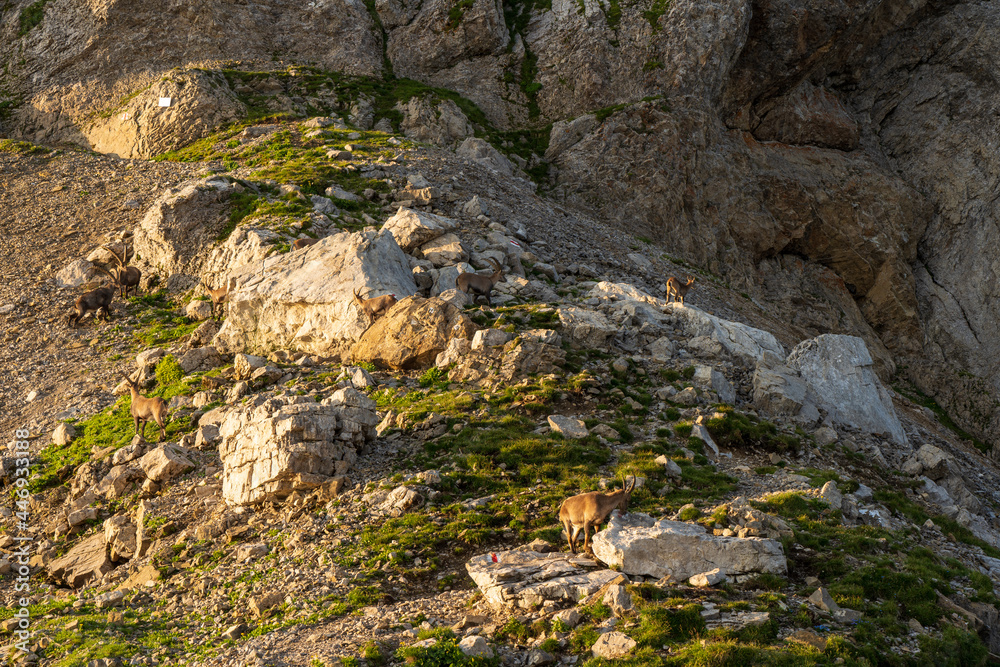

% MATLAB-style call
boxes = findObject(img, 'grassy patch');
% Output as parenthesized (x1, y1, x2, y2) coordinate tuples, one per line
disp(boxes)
(0, 139, 48, 155)
(18, 0, 48, 35)
(894, 382, 990, 454)
(704, 408, 801, 454)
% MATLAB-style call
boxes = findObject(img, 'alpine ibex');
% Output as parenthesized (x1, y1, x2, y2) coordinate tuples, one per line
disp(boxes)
(353, 288, 397, 326)
(122, 375, 169, 442)
(202, 277, 234, 320)
(559, 475, 636, 554)
(98, 241, 142, 299)
(666, 276, 696, 305)
(67, 285, 115, 327)
(292, 238, 320, 251)
(456, 257, 504, 306)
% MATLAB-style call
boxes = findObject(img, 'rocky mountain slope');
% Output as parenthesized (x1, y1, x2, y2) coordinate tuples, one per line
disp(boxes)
(3, 0, 999, 447)
(2, 0, 1000, 665)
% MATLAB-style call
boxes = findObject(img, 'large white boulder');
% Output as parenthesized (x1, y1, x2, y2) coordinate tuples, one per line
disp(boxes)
(218, 389, 378, 505)
(213, 229, 417, 358)
(785, 335, 907, 446)
(591, 514, 787, 581)
(382, 208, 459, 252)
(668, 303, 785, 364)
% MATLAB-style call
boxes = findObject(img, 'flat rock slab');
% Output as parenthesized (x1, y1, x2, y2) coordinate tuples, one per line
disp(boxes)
(466, 549, 622, 611)
(667, 304, 785, 363)
(547, 415, 589, 439)
(592, 513, 787, 581)
(47, 533, 113, 589)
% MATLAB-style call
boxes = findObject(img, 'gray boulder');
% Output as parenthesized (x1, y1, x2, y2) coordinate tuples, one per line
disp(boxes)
(218, 389, 378, 505)
(466, 549, 623, 611)
(592, 514, 787, 581)
(786, 335, 907, 446)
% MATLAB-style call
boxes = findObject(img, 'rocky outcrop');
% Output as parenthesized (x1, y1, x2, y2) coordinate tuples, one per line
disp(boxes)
(591, 513, 787, 582)
(382, 208, 459, 253)
(132, 177, 254, 289)
(10, 1, 381, 146)
(218, 389, 377, 505)
(47, 533, 113, 589)
(351, 295, 477, 369)
(81, 70, 245, 159)
(395, 97, 475, 147)
(785, 335, 907, 447)
(214, 229, 417, 358)
(466, 548, 623, 611)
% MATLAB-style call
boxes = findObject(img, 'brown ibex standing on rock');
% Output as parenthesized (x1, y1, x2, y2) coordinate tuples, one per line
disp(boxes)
(67, 285, 115, 327)
(559, 475, 636, 554)
(97, 241, 142, 299)
(456, 257, 504, 306)
(202, 277, 234, 320)
(122, 375, 169, 442)
(666, 276, 696, 305)
(353, 288, 398, 327)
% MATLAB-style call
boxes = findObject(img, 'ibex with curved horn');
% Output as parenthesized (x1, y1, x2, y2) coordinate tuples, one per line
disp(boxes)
(97, 241, 142, 299)
(559, 475, 636, 553)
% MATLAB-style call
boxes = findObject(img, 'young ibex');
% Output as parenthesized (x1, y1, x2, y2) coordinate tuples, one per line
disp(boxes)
(122, 375, 169, 442)
(292, 238, 320, 251)
(666, 276, 696, 305)
(456, 257, 504, 306)
(100, 241, 142, 298)
(559, 475, 636, 554)
(202, 277, 234, 320)
(353, 288, 398, 326)
(67, 285, 115, 327)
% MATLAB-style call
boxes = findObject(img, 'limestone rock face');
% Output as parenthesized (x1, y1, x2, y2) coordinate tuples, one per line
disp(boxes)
(591, 514, 787, 581)
(466, 549, 623, 611)
(12, 0, 381, 147)
(47, 534, 113, 589)
(849, 1, 1000, 445)
(753, 81, 860, 151)
(395, 97, 475, 146)
(351, 296, 477, 370)
(785, 335, 907, 447)
(214, 229, 417, 358)
(218, 389, 377, 505)
(81, 70, 245, 159)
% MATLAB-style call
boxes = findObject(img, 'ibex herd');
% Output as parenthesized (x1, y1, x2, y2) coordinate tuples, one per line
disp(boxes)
(68, 242, 142, 327)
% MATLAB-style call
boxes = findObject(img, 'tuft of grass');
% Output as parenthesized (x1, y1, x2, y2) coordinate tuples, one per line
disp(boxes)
(704, 408, 800, 453)
(18, 0, 48, 35)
